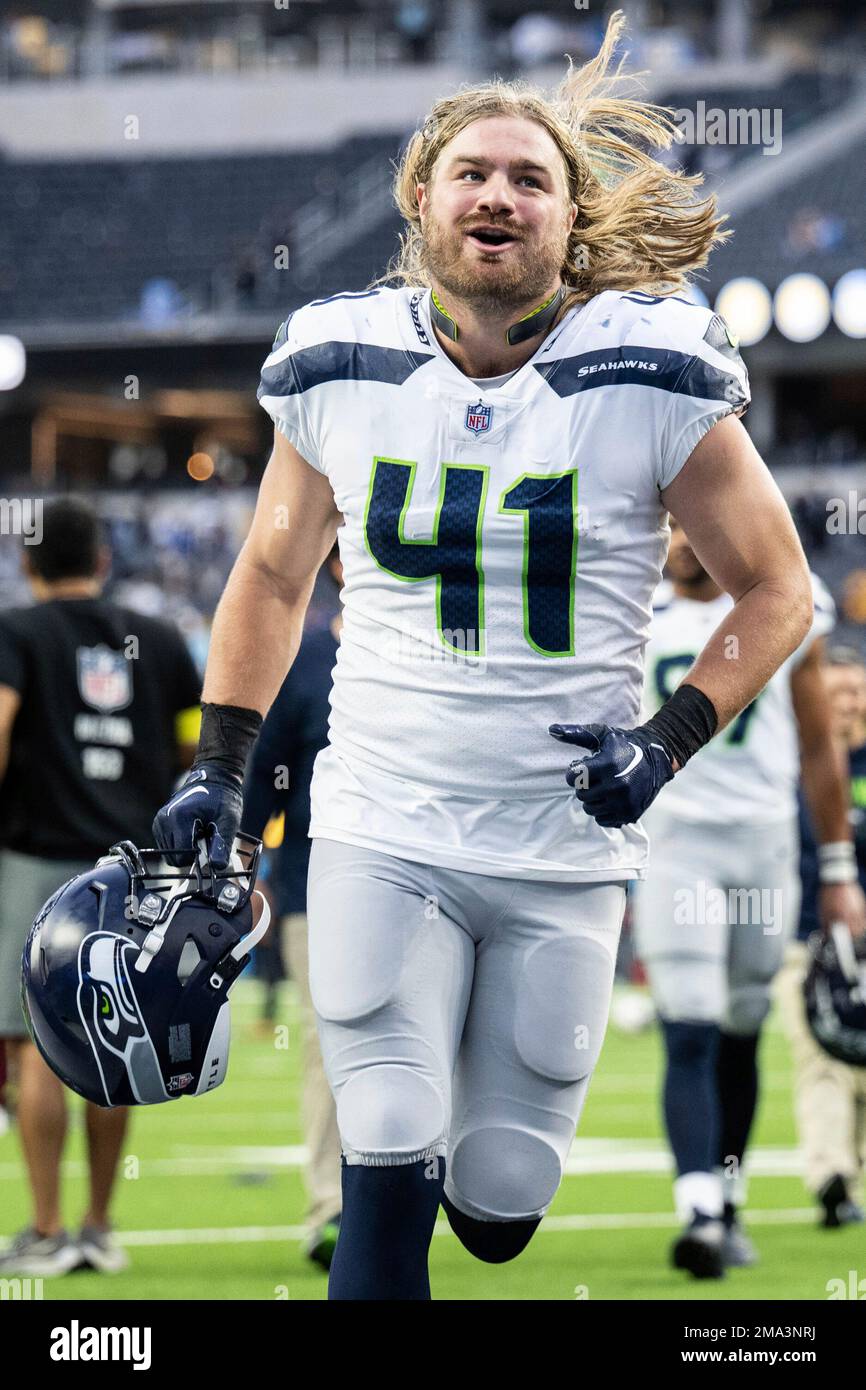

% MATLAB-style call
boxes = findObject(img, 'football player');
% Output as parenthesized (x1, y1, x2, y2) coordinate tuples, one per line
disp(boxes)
(634, 522, 866, 1278)
(776, 647, 866, 1228)
(152, 14, 816, 1300)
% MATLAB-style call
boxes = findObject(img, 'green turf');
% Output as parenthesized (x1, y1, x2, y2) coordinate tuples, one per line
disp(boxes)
(0, 982, 859, 1301)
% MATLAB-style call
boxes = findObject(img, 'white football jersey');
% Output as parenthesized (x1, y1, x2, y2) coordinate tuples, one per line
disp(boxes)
(258, 285, 749, 879)
(642, 574, 835, 827)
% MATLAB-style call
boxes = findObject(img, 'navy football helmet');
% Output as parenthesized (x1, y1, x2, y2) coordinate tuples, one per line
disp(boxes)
(21, 835, 270, 1106)
(804, 924, 866, 1068)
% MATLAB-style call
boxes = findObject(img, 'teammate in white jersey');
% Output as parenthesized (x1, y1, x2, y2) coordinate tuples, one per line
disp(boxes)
(635, 521, 866, 1278)
(153, 16, 816, 1300)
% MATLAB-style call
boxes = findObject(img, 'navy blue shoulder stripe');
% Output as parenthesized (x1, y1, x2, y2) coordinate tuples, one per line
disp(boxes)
(308, 290, 382, 306)
(536, 346, 746, 403)
(270, 311, 295, 352)
(258, 341, 435, 399)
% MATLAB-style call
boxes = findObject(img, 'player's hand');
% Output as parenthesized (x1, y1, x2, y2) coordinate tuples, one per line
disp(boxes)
(819, 881, 866, 941)
(151, 763, 243, 869)
(549, 722, 674, 828)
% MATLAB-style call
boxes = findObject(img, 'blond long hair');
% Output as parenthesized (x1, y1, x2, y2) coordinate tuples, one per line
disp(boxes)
(377, 11, 727, 314)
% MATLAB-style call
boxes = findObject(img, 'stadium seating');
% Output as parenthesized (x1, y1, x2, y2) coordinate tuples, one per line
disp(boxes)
(655, 68, 853, 178)
(1, 62, 853, 329)
(0, 131, 405, 327)
(709, 128, 865, 290)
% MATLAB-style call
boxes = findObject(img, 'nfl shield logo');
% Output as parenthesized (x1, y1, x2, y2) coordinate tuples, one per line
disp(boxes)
(465, 400, 492, 436)
(167, 1073, 194, 1093)
(77, 645, 133, 712)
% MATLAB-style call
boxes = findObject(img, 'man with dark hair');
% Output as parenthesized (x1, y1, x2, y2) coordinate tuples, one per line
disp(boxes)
(0, 496, 202, 1277)
(27, 496, 100, 582)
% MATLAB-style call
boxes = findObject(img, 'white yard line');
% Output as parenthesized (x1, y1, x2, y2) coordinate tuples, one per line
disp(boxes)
(588, 1072, 793, 1092)
(107, 1208, 821, 1247)
(116, 1224, 308, 1246)
(0, 1140, 809, 1180)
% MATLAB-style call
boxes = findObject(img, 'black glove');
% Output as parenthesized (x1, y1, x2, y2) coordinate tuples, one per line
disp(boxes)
(152, 762, 244, 869)
(549, 722, 674, 828)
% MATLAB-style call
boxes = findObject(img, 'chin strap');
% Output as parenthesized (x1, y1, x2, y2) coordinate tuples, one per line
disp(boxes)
(429, 285, 566, 346)
(230, 890, 272, 965)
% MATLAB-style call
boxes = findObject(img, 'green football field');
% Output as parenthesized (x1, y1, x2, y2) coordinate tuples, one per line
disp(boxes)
(1, 980, 860, 1302)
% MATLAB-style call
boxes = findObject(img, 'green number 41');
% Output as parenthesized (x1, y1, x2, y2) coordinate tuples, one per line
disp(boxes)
(364, 457, 578, 658)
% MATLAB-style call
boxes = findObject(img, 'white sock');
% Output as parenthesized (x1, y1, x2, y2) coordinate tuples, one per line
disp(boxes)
(674, 1170, 723, 1223)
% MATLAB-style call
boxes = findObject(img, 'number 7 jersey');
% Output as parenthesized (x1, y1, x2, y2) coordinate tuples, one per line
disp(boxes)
(258, 285, 749, 880)
(642, 575, 835, 827)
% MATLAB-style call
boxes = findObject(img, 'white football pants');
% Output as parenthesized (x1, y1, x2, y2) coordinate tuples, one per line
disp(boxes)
(633, 808, 801, 1035)
(306, 838, 626, 1222)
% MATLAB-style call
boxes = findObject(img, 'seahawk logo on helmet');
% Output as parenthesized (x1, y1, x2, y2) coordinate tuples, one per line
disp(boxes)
(77, 932, 167, 1105)
(20, 837, 270, 1107)
(804, 924, 866, 1068)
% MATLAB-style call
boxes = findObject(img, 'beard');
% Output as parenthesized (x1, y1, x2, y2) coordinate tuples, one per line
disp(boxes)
(419, 203, 569, 315)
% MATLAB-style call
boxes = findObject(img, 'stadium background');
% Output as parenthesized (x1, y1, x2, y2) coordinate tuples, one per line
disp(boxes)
(1, 0, 865, 1302)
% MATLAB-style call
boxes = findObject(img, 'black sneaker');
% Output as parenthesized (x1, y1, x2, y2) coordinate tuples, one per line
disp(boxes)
(721, 1203, 758, 1267)
(672, 1211, 726, 1279)
(819, 1174, 865, 1229)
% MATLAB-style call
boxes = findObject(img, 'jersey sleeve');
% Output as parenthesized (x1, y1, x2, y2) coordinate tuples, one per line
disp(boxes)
(656, 308, 751, 491)
(257, 309, 323, 471)
(0, 617, 26, 694)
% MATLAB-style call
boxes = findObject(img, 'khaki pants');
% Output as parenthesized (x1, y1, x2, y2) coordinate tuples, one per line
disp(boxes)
(283, 912, 342, 1229)
(0, 849, 93, 1037)
(774, 940, 866, 1198)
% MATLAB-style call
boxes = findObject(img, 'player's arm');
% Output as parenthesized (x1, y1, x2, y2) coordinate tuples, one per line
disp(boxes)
(204, 429, 340, 713)
(0, 684, 22, 783)
(660, 414, 812, 731)
(551, 415, 813, 827)
(792, 637, 866, 938)
(152, 429, 340, 865)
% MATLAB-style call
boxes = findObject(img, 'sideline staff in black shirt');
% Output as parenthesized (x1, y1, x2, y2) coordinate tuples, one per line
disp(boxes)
(0, 580, 201, 862)
(0, 497, 201, 1280)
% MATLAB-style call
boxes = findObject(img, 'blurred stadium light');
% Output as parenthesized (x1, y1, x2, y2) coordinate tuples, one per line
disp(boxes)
(715, 278, 773, 347)
(0, 335, 26, 390)
(774, 273, 833, 343)
(833, 269, 866, 339)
